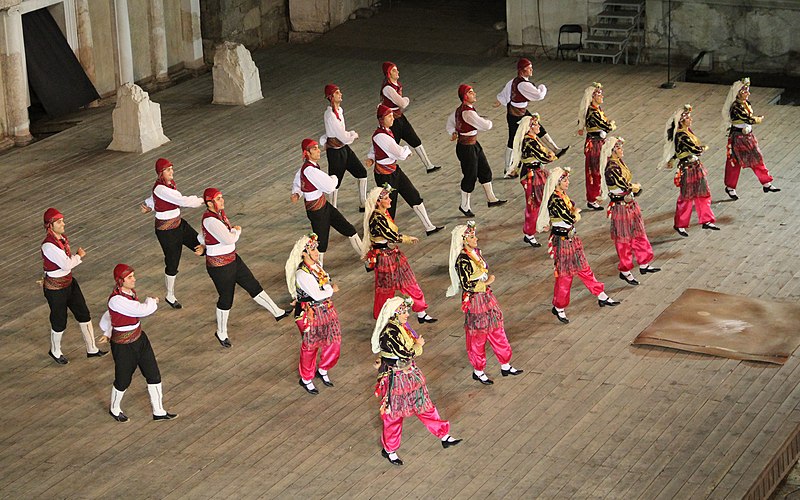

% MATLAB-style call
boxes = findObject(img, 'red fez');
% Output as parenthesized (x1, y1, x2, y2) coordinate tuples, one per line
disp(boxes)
(377, 104, 393, 120)
(382, 61, 396, 77)
(324, 84, 339, 99)
(517, 58, 532, 72)
(458, 84, 473, 101)
(301, 138, 318, 152)
(203, 187, 221, 202)
(113, 264, 134, 284)
(155, 158, 172, 175)
(43, 208, 64, 227)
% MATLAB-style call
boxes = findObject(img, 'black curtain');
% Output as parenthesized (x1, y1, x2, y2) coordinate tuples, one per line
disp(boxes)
(22, 8, 99, 117)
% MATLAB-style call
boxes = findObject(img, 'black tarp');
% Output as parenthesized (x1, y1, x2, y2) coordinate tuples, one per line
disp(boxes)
(22, 8, 99, 117)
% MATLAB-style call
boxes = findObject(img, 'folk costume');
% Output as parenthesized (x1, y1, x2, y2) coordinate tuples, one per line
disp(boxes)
(446, 222, 521, 385)
(291, 138, 364, 262)
(536, 167, 619, 324)
(362, 186, 436, 323)
(200, 187, 287, 348)
(141, 158, 204, 308)
(721, 78, 779, 199)
(600, 137, 661, 285)
(99, 264, 176, 422)
(372, 297, 460, 466)
(509, 113, 556, 248)
(369, 104, 443, 236)
(285, 234, 341, 395)
(445, 84, 506, 216)
(661, 105, 719, 236)
(577, 82, 615, 209)
(41, 208, 105, 364)
(496, 58, 566, 178)
(379, 61, 442, 173)
(320, 84, 368, 210)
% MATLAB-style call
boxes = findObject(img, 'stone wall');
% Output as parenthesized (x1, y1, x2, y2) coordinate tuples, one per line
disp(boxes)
(200, 0, 289, 57)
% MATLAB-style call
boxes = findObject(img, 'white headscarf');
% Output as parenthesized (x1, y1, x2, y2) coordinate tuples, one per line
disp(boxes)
(660, 105, 689, 169)
(509, 114, 535, 172)
(721, 78, 747, 132)
(285, 235, 311, 299)
(577, 82, 601, 133)
(371, 296, 408, 354)
(599, 136, 621, 188)
(536, 166, 570, 233)
(446, 224, 469, 297)
(361, 186, 385, 258)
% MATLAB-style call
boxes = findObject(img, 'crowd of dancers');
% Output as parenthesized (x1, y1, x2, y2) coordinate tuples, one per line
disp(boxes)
(39, 58, 779, 465)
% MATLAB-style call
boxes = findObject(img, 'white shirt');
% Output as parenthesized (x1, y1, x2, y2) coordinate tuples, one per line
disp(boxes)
(143, 185, 204, 220)
(496, 78, 547, 108)
(445, 107, 493, 136)
(199, 216, 240, 256)
(100, 291, 158, 336)
(296, 266, 334, 302)
(368, 131, 412, 164)
(291, 162, 338, 201)
(42, 242, 82, 278)
(321, 106, 358, 148)
(382, 84, 410, 109)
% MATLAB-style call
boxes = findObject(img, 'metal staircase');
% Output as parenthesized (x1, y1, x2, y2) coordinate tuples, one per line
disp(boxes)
(578, 0, 645, 65)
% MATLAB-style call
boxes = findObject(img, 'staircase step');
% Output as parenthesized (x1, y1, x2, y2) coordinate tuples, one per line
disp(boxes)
(603, 0, 645, 9)
(597, 9, 639, 21)
(590, 23, 635, 34)
(584, 35, 628, 46)
(578, 47, 624, 58)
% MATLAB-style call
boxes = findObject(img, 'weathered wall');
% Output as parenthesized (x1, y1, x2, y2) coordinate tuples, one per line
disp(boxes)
(200, 0, 289, 55)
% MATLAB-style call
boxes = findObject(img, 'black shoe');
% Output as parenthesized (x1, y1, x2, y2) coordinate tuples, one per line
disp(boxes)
(165, 298, 182, 309)
(214, 332, 231, 348)
(763, 185, 781, 193)
(426, 166, 442, 174)
(49, 351, 68, 365)
(639, 265, 662, 275)
(501, 367, 523, 377)
(702, 222, 720, 231)
(426, 226, 445, 236)
(674, 227, 689, 237)
(472, 372, 494, 385)
(619, 272, 639, 286)
(153, 412, 178, 421)
(109, 410, 128, 423)
(598, 297, 621, 307)
(275, 310, 290, 322)
(316, 371, 334, 387)
(503, 171, 518, 179)
(299, 379, 319, 395)
(381, 449, 403, 466)
(724, 187, 739, 200)
(87, 350, 108, 358)
(365, 262, 374, 273)
(442, 438, 462, 449)
(587, 202, 604, 211)
(551, 307, 569, 324)
(458, 206, 475, 217)
(523, 236, 541, 248)
(555, 145, 570, 159)
(417, 314, 438, 324)
(359, 206, 366, 213)
(488, 199, 508, 208)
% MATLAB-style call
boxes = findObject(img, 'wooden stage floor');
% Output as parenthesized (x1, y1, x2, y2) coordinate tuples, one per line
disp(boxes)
(2, 32, 800, 500)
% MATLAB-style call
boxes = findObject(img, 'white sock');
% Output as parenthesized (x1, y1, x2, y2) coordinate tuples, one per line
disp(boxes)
(504, 148, 514, 174)
(253, 291, 284, 318)
(318, 368, 328, 376)
(622, 270, 634, 278)
(413, 145, 435, 169)
(349, 234, 364, 257)
(554, 307, 565, 314)
(441, 434, 452, 442)
(50, 330, 64, 357)
(79, 322, 99, 354)
(318, 252, 324, 266)
(215, 308, 229, 340)
(481, 182, 499, 202)
(330, 189, 339, 208)
(148, 383, 166, 416)
(460, 191, 472, 211)
(417, 311, 427, 319)
(110, 387, 125, 415)
(542, 133, 560, 151)
(165, 274, 177, 303)
(412, 203, 436, 232)
(387, 451, 400, 459)
(525, 234, 537, 241)
(358, 178, 368, 207)
(474, 370, 485, 377)
(598, 292, 609, 301)
(501, 363, 511, 370)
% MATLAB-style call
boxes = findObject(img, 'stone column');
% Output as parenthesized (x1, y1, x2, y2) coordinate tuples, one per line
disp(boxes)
(75, 0, 98, 107)
(180, 0, 204, 70)
(149, 0, 169, 82)
(114, 0, 134, 84)
(0, 6, 33, 146)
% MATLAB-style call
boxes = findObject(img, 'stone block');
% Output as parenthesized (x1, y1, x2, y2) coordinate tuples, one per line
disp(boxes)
(107, 83, 169, 153)
(212, 41, 263, 106)
(289, 0, 329, 33)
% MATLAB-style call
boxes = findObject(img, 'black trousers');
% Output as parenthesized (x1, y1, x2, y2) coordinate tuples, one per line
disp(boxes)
(456, 142, 493, 192)
(305, 202, 357, 252)
(506, 110, 547, 149)
(111, 332, 161, 391)
(326, 146, 367, 187)
(374, 167, 423, 219)
(206, 255, 264, 310)
(43, 279, 91, 331)
(155, 219, 200, 276)
(390, 115, 421, 148)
